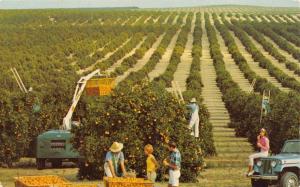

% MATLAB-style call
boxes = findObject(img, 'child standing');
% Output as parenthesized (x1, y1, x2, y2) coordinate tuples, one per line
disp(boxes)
(144, 144, 159, 183)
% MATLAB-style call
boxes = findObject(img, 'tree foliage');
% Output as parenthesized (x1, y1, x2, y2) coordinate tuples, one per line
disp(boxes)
(73, 82, 203, 182)
(207, 13, 299, 153)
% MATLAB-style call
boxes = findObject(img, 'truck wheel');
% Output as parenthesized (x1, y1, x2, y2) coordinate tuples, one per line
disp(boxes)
(251, 179, 268, 187)
(51, 160, 62, 168)
(6, 160, 13, 168)
(77, 159, 84, 168)
(36, 158, 45, 170)
(280, 172, 299, 187)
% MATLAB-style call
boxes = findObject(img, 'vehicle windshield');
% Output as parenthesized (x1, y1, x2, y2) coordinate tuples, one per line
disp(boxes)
(281, 141, 300, 154)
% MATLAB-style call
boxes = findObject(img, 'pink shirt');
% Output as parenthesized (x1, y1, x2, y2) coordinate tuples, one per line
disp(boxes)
(259, 136, 269, 152)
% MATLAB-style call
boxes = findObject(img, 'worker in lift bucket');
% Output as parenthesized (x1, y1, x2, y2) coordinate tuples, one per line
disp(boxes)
(104, 142, 128, 177)
(187, 98, 199, 138)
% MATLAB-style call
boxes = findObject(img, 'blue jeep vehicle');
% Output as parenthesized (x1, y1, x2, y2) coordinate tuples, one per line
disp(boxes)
(251, 139, 300, 187)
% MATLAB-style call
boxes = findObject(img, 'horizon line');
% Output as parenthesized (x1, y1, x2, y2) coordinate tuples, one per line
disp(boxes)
(0, 4, 299, 10)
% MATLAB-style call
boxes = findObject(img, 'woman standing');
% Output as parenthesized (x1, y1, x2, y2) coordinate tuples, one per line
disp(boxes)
(247, 128, 270, 176)
(144, 144, 159, 183)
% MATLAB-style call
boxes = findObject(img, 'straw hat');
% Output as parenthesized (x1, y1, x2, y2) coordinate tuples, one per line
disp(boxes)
(190, 98, 197, 103)
(109, 142, 124, 153)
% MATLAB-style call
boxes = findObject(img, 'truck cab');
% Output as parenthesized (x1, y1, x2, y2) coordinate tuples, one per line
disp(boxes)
(251, 139, 300, 187)
(36, 130, 81, 169)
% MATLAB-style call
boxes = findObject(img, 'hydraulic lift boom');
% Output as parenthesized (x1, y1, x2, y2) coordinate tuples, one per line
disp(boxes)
(63, 69, 103, 130)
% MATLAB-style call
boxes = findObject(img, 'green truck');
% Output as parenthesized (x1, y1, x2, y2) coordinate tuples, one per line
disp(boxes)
(35, 69, 110, 169)
(36, 130, 82, 169)
(250, 139, 300, 187)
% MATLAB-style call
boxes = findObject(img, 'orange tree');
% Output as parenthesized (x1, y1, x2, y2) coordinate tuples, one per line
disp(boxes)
(0, 92, 30, 167)
(209, 13, 300, 154)
(72, 82, 203, 182)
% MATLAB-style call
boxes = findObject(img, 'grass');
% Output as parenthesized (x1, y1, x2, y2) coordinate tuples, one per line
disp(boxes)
(0, 167, 78, 187)
(0, 158, 78, 186)
(0, 158, 201, 187)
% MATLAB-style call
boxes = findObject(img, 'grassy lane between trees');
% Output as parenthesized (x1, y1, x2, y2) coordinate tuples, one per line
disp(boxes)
(154, 13, 193, 87)
(255, 23, 300, 62)
(205, 13, 300, 155)
(228, 19, 300, 92)
(213, 13, 281, 94)
(241, 23, 300, 76)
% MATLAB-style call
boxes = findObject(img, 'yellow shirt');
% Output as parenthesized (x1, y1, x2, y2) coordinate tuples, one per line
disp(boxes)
(146, 154, 156, 172)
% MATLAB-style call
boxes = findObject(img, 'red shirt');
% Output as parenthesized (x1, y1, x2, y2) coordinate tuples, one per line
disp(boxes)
(259, 136, 269, 152)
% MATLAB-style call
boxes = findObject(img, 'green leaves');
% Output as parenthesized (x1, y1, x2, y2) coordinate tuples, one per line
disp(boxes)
(73, 82, 203, 182)
(263, 92, 300, 153)
(184, 12, 215, 157)
(212, 13, 300, 153)
(0, 94, 30, 165)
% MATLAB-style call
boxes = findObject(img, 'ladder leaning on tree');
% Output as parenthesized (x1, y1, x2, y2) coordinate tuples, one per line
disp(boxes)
(10, 67, 30, 93)
(166, 81, 185, 104)
(10, 67, 40, 113)
(260, 90, 271, 124)
(248, 78, 256, 93)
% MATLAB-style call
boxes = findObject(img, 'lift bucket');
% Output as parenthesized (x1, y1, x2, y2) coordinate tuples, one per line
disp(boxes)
(86, 78, 115, 96)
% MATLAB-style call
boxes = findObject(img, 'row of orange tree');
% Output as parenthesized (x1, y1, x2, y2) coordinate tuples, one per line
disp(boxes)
(241, 23, 300, 76)
(0, 9, 171, 166)
(72, 12, 215, 182)
(211, 13, 299, 153)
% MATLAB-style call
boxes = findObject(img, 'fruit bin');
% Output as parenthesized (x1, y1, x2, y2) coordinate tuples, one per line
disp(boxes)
(103, 177, 153, 187)
(61, 185, 98, 187)
(86, 78, 115, 96)
(14, 175, 70, 187)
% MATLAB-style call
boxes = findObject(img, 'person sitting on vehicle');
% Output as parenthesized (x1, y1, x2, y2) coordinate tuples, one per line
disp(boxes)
(247, 128, 270, 176)
(104, 142, 127, 177)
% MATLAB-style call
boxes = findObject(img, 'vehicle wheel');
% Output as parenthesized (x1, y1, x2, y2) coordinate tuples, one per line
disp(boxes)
(77, 159, 84, 168)
(280, 172, 299, 187)
(6, 160, 13, 168)
(36, 158, 45, 170)
(251, 179, 268, 187)
(51, 160, 62, 168)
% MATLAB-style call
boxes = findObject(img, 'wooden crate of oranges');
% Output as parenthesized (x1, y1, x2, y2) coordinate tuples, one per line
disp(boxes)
(15, 175, 99, 187)
(103, 177, 153, 187)
(14, 175, 70, 187)
(61, 184, 98, 187)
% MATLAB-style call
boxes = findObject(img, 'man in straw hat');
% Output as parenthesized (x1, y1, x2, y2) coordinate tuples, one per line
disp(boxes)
(187, 98, 199, 138)
(104, 142, 127, 177)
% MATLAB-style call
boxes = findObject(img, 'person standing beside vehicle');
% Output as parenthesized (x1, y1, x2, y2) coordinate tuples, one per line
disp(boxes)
(104, 142, 127, 177)
(163, 141, 181, 187)
(187, 98, 200, 138)
(247, 128, 270, 176)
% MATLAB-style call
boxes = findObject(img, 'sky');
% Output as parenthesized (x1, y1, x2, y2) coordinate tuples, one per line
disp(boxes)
(0, 0, 299, 9)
